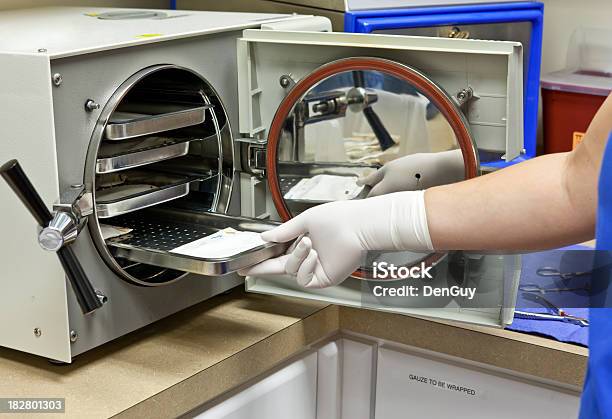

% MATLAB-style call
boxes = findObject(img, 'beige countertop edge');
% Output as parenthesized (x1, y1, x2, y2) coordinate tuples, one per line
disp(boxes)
(339, 306, 588, 388)
(116, 302, 587, 418)
(0, 289, 588, 419)
(0, 290, 331, 419)
(114, 304, 340, 419)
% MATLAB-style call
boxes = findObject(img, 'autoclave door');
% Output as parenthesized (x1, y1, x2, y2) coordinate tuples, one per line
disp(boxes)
(238, 30, 523, 327)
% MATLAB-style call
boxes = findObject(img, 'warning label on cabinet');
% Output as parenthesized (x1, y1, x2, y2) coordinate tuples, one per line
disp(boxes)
(409, 374, 481, 398)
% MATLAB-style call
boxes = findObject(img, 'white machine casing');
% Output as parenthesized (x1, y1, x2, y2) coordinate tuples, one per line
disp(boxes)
(0, 7, 329, 363)
(0, 7, 522, 363)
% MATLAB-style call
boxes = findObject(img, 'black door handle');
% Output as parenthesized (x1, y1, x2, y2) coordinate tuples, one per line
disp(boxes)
(352, 71, 395, 151)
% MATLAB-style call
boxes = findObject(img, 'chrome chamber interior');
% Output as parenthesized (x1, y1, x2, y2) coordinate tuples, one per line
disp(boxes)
(85, 65, 234, 286)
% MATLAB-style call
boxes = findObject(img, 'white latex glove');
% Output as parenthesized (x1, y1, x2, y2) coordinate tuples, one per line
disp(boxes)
(238, 191, 433, 288)
(357, 149, 465, 197)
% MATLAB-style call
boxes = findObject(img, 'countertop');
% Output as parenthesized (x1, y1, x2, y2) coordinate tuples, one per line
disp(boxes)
(0, 287, 587, 418)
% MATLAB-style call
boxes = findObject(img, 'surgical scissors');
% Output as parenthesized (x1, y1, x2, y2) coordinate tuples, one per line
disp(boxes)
(514, 310, 589, 327)
(536, 267, 591, 280)
(519, 292, 589, 327)
(519, 283, 591, 294)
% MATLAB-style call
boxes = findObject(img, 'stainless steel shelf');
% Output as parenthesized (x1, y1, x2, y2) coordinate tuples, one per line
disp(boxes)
(95, 171, 210, 218)
(96, 136, 198, 174)
(104, 105, 210, 141)
(105, 210, 289, 276)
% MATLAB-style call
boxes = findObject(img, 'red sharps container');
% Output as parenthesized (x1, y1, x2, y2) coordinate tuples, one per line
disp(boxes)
(541, 28, 612, 154)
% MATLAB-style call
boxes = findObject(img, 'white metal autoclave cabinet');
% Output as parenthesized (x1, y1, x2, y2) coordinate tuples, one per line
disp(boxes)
(0, 7, 522, 362)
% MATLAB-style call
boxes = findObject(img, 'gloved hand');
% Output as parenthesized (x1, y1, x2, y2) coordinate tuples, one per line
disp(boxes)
(358, 149, 465, 197)
(238, 191, 433, 288)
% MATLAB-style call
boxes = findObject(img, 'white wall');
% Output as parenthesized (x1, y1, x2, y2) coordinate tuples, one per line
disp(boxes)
(541, 0, 612, 74)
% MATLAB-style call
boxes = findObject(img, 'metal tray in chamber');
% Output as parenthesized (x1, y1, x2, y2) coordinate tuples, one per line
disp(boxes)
(104, 104, 210, 141)
(105, 209, 289, 276)
(96, 136, 202, 174)
(95, 170, 211, 218)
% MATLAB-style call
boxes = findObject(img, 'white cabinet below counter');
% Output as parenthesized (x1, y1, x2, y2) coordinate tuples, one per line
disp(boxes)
(375, 346, 580, 419)
(191, 337, 580, 419)
(194, 352, 317, 419)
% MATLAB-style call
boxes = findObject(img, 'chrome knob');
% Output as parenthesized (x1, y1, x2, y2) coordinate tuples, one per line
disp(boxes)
(38, 211, 77, 252)
(85, 99, 100, 112)
(345, 87, 378, 113)
(38, 228, 64, 252)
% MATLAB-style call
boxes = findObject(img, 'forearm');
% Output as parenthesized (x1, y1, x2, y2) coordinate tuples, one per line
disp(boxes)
(426, 92, 612, 251)
(425, 152, 596, 251)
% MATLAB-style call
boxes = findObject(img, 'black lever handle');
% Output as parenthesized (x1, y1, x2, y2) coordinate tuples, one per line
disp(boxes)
(352, 71, 395, 151)
(1, 159, 102, 314)
(362, 107, 395, 151)
(0, 159, 53, 226)
(57, 247, 102, 314)
(352, 69, 366, 89)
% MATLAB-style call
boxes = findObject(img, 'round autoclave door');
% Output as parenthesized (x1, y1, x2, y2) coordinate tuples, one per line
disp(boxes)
(264, 57, 480, 279)
(85, 65, 234, 286)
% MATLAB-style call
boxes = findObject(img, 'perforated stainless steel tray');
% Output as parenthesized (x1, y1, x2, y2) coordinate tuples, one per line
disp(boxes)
(105, 210, 289, 276)
(96, 136, 198, 174)
(279, 174, 370, 204)
(96, 171, 210, 218)
(105, 105, 210, 141)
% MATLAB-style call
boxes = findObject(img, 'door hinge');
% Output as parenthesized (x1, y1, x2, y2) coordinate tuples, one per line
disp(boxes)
(237, 137, 267, 177)
(454, 86, 479, 110)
